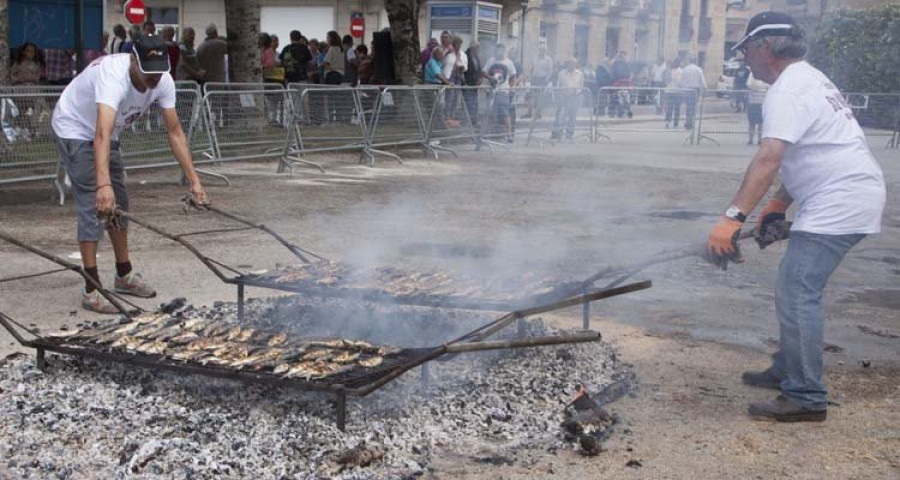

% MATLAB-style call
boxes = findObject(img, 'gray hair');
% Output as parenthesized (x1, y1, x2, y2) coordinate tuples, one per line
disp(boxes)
(206, 23, 218, 37)
(768, 34, 807, 59)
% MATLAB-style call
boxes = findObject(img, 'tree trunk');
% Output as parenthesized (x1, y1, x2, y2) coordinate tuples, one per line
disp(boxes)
(384, 0, 421, 85)
(224, 0, 261, 83)
(0, 0, 9, 85)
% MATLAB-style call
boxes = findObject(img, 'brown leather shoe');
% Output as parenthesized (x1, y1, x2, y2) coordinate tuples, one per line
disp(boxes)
(742, 368, 783, 390)
(748, 395, 827, 422)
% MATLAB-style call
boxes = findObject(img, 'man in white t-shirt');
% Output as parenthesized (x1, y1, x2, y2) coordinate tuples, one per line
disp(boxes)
(706, 12, 885, 422)
(483, 44, 517, 143)
(52, 35, 210, 314)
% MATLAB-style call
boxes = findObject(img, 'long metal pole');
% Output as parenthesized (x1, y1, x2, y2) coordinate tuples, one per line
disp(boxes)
(75, 0, 85, 72)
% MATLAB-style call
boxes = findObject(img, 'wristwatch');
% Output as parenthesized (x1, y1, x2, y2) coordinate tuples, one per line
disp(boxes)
(725, 205, 747, 223)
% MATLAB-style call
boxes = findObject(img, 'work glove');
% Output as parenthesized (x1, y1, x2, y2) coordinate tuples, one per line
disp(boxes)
(754, 198, 789, 249)
(706, 216, 743, 270)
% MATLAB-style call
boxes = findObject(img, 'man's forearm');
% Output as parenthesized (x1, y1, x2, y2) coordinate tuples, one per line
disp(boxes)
(93, 134, 112, 186)
(773, 184, 793, 205)
(168, 130, 200, 186)
(730, 145, 783, 215)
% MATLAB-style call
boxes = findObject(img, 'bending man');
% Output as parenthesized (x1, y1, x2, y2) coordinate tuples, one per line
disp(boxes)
(52, 34, 209, 314)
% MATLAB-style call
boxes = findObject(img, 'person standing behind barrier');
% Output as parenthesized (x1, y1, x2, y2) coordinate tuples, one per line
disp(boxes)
(356, 45, 373, 85)
(110, 25, 127, 54)
(463, 41, 483, 126)
(746, 72, 767, 145)
(665, 59, 683, 128)
(595, 60, 612, 116)
(442, 36, 467, 124)
(121, 25, 142, 54)
(280, 30, 312, 84)
(651, 57, 667, 114)
(552, 59, 583, 141)
(160, 27, 180, 78)
(41, 48, 75, 86)
(177, 27, 206, 82)
(422, 38, 438, 70)
(734, 61, 751, 112)
(307, 39, 322, 84)
(483, 44, 517, 143)
(197, 24, 227, 83)
(322, 32, 344, 84)
(11, 43, 41, 86)
(525, 45, 554, 120)
(610, 51, 633, 118)
(10, 43, 44, 140)
(51, 35, 210, 314)
(677, 56, 706, 130)
(260, 33, 283, 84)
(425, 48, 455, 128)
(342, 35, 359, 86)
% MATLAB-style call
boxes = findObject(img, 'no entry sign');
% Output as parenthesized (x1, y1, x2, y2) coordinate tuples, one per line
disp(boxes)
(124, 0, 146, 25)
(350, 12, 365, 38)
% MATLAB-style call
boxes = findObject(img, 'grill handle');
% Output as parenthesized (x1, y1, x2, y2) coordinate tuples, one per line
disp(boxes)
(443, 331, 601, 354)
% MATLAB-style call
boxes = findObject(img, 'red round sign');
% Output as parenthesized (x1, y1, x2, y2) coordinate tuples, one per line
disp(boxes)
(124, 0, 146, 25)
(350, 17, 365, 38)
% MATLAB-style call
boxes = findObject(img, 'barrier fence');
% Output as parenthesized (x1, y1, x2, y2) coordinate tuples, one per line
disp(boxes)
(696, 90, 900, 148)
(2, 83, 897, 199)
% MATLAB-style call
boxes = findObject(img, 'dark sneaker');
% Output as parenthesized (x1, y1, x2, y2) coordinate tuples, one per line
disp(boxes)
(114, 271, 157, 298)
(748, 395, 827, 422)
(82, 289, 121, 314)
(742, 368, 783, 390)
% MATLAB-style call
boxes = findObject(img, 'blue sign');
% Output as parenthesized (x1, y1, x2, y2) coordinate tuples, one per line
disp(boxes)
(431, 6, 474, 18)
(478, 7, 500, 20)
(9, 0, 104, 50)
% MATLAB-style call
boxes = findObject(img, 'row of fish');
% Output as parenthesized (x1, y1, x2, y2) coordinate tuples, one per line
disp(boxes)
(47, 312, 394, 380)
(256, 260, 560, 302)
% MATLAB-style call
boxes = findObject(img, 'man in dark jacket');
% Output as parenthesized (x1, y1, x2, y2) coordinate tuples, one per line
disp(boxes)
(463, 41, 483, 125)
(280, 30, 313, 84)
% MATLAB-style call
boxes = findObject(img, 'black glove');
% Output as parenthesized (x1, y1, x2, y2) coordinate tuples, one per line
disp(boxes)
(754, 214, 791, 249)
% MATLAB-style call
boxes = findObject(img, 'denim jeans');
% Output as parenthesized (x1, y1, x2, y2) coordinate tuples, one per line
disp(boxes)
(770, 231, 865, 409)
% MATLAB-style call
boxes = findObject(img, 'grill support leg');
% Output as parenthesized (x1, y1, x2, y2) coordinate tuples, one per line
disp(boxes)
(237, 284, 245, 322)
(335, 390, 347, 432)
(582, 297, 591, 329)
(36, 348, 45, 371)
(421, 363, 431, 389)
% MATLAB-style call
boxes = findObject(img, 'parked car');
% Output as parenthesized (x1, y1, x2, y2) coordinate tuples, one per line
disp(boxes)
(715, 57, 743, 98)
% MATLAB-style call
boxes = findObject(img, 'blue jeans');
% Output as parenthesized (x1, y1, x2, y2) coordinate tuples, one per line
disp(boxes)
(770, 231, 865, 409)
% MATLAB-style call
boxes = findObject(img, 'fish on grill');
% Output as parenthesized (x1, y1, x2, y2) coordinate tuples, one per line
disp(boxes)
(45, 311, 400, 381)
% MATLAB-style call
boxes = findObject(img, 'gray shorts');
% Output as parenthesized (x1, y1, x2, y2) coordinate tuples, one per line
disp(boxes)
(57, 137, 129, 242)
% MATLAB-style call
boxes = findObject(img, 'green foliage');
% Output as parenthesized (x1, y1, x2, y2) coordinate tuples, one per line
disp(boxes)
(807, 4, 900, 93)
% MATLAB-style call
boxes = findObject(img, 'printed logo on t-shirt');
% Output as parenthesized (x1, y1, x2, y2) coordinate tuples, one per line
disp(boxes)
(488, 62, 512, 86)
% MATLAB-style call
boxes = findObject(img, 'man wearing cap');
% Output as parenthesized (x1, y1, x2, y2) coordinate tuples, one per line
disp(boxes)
(706, 12, 885, 422)
(52, 35, 210, 314)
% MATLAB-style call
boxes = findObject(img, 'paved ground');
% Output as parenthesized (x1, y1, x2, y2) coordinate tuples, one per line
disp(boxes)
(1, 131, 898, 477)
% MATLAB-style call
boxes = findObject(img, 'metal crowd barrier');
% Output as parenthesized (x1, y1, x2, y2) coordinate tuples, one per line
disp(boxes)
(596, 86, 697, 144)
(0, 92, 63, 192)
(280, 86, 363, 173)
(514, 86, 599, 147)
(117, 88, 225, 186)
(366, 86, 437, 161)
(424, 85, 485, 154)
(696, 90, 900, 149)
(843, 92, 900, 149)
(204, 88, 294, 166)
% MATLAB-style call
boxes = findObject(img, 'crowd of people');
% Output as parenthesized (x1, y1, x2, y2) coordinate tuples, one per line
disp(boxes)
(6, 23, 753, 144)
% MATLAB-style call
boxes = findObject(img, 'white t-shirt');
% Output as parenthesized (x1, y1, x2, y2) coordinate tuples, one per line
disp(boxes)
(442, 50, 468, 79)
(484, 57, 517, 90)
(532, 56, 554, 79)
(762, 61, 885, 235)
(52, 53, 177, 141)
(556, 69, 584, 89)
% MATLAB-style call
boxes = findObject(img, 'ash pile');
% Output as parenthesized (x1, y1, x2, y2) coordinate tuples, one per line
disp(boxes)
(0, 296, 631, 479)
